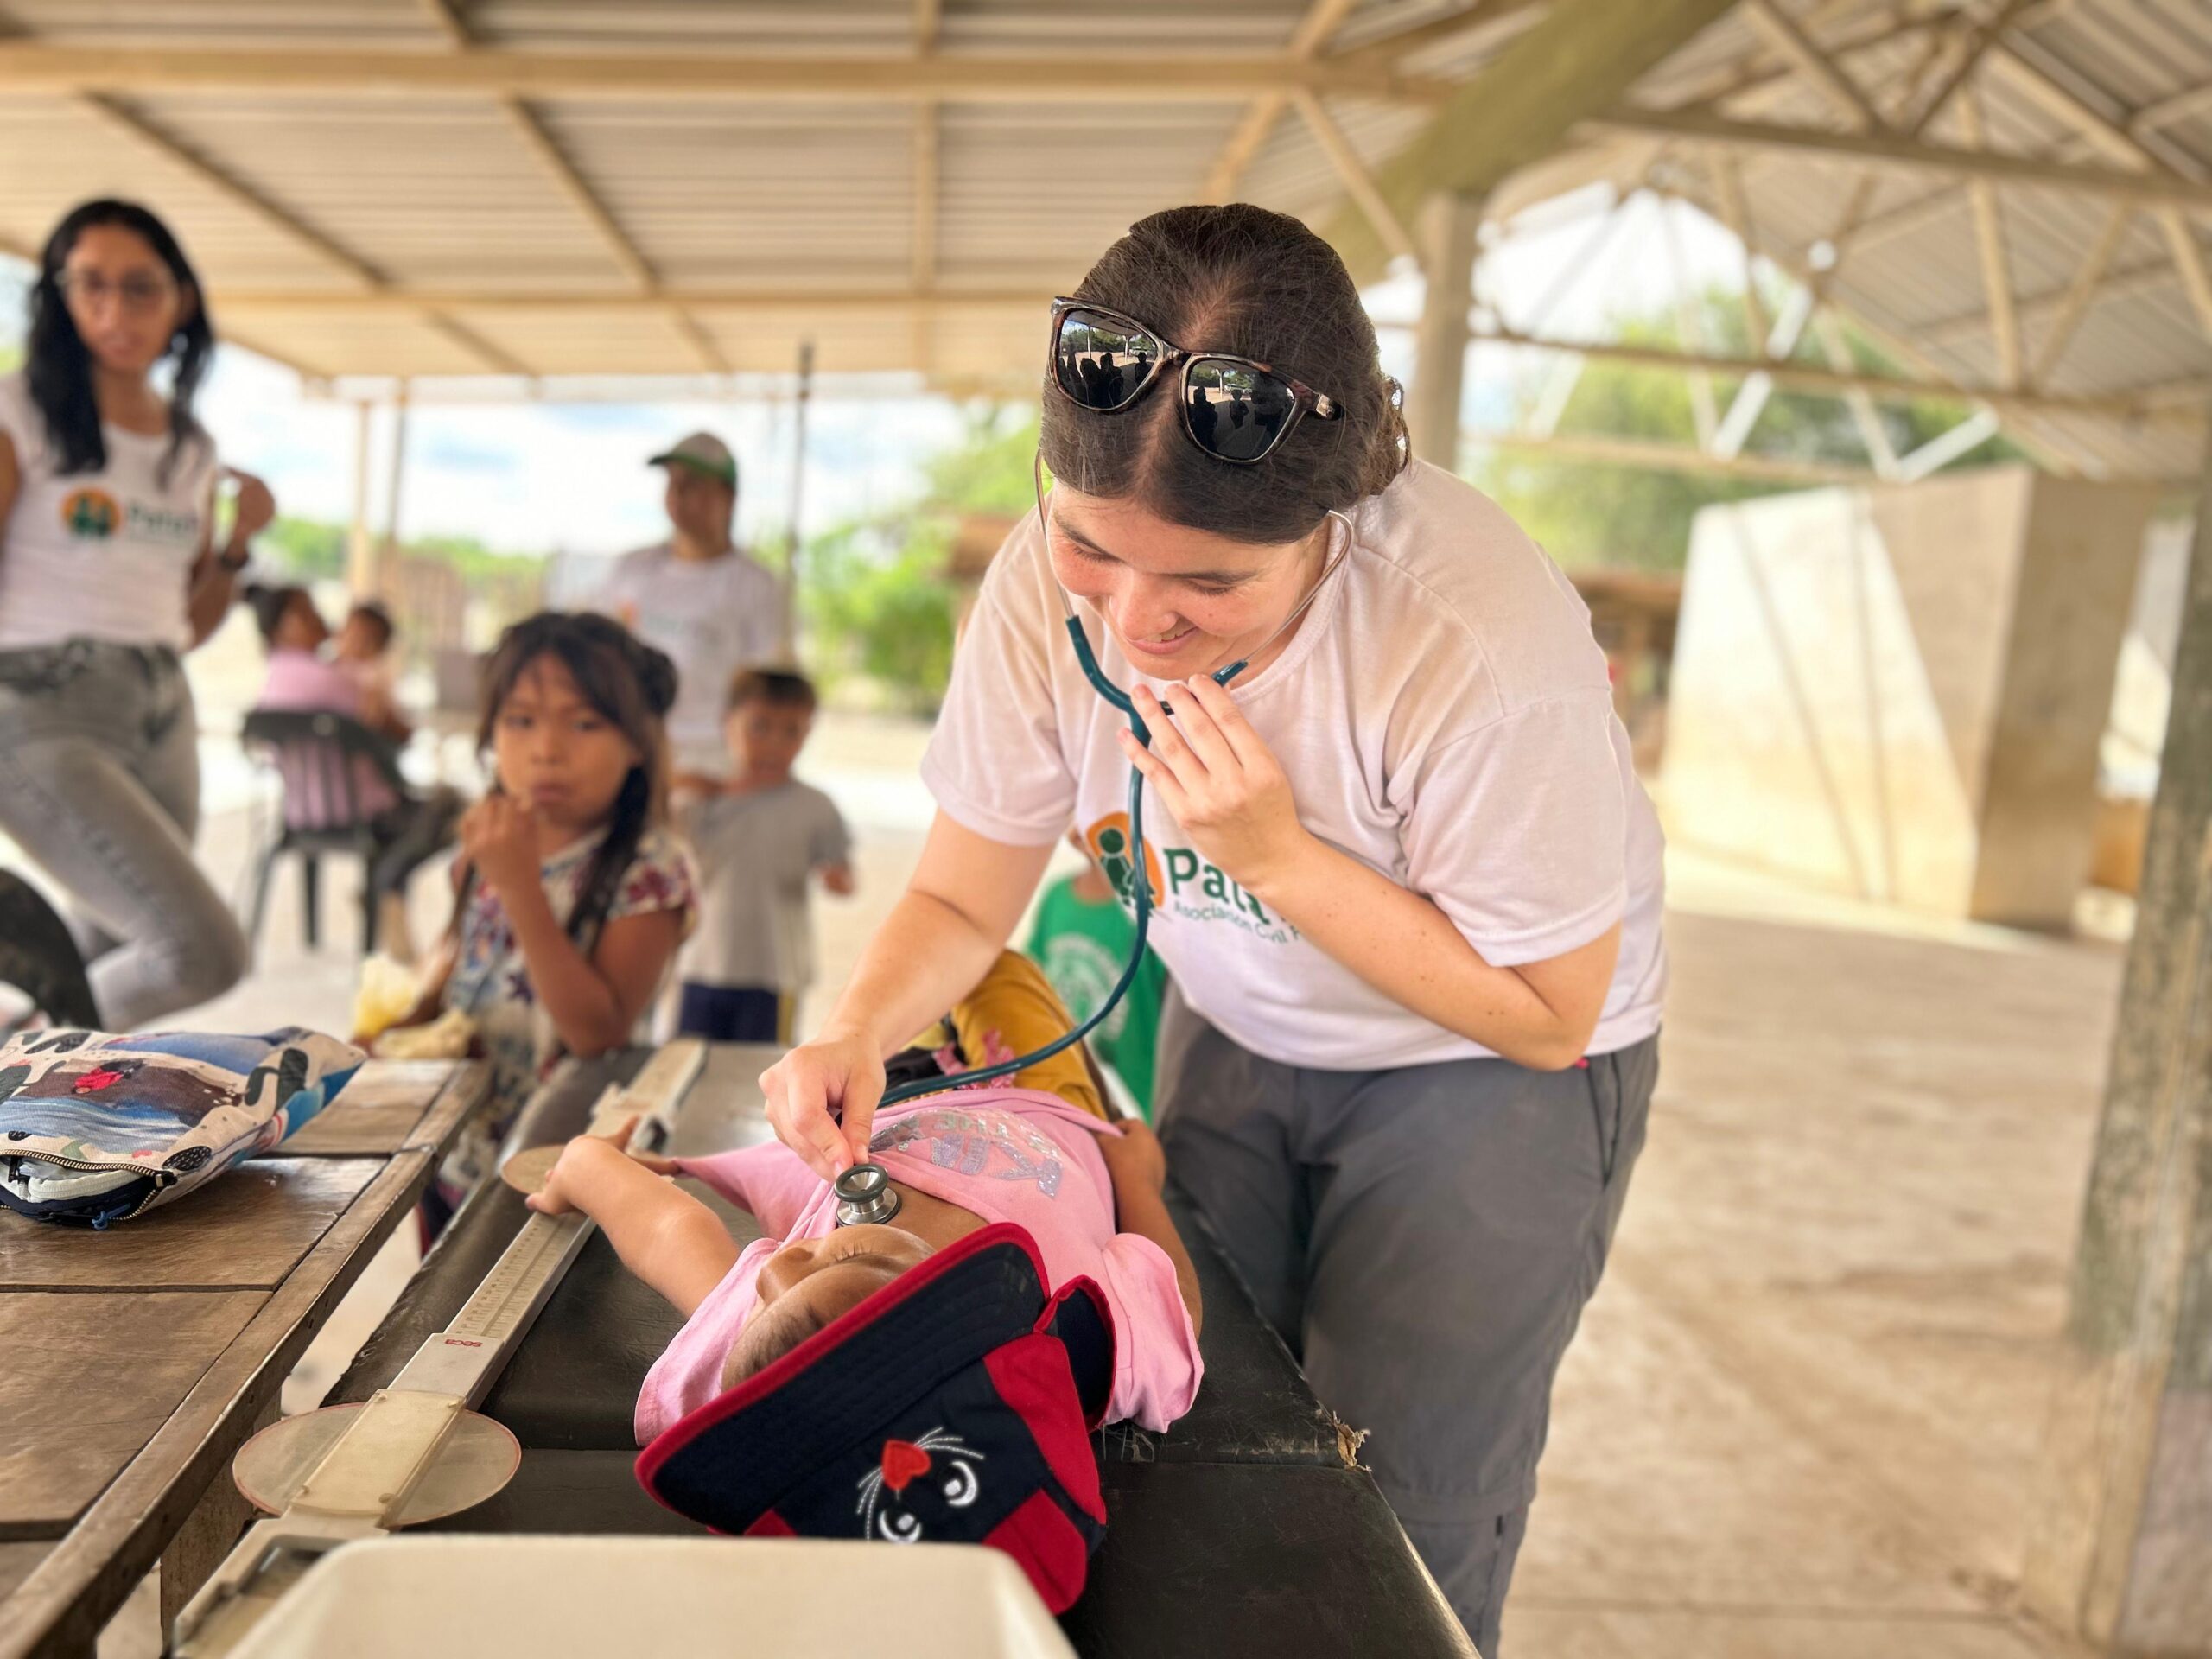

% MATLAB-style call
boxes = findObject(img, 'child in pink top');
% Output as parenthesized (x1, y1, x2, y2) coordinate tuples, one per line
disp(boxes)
(525, 965, 1205, 1446)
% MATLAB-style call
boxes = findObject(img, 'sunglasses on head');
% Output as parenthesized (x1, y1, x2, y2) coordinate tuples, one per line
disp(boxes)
(1047, 297, 1343, 466)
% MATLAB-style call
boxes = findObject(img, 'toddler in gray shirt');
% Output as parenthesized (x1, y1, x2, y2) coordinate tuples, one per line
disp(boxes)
(675, 668, 853, 1044)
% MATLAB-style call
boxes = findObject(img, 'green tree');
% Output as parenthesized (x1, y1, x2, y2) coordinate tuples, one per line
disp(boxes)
(800, 520, 957, 714)
(794, 403, 1035, 711)
(254, 515, 346, 581)
(1474, 291, 2018, 572)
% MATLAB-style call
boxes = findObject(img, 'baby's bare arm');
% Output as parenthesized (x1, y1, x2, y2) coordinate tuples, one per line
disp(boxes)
(529, 1137, 740, 1318)
(1098, 1122, 1203, 1338)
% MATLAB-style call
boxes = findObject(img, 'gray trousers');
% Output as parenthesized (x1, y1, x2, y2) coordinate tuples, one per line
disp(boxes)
(1154, 991, 1656, 1659)
(0, 641, 246, 1029)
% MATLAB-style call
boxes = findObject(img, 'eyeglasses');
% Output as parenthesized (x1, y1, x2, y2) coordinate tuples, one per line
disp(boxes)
(1048, 297, 1342, 466)
(55, 270, 178, 314)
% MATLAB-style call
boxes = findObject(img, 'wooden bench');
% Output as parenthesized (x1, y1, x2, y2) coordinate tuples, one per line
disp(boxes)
(0, 1059, 486, 1659)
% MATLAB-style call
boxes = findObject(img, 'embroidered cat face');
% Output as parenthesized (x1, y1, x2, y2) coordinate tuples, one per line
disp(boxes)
(854, 1428, 986, 1542)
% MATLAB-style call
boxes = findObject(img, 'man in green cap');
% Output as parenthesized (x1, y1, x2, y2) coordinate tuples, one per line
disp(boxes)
(595, 431, 784, 779)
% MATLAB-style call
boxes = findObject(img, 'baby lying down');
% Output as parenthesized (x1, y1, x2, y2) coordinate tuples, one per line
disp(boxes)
(523, 954, 1204, 1607)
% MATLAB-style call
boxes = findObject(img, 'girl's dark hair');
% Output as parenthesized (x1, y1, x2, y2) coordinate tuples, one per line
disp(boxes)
(1040, 204, 1408, 545)
(470, 612, 678, 950)
(241, 582, 312, 649)
(29, 200, 214, 483)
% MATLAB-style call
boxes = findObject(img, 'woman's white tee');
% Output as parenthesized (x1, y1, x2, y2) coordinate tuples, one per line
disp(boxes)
(921, 460, 1667, 1070)
(0, 372, 216, 652)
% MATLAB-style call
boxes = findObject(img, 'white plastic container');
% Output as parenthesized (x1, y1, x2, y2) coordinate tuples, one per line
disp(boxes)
(225, 1535, 1078, 1658)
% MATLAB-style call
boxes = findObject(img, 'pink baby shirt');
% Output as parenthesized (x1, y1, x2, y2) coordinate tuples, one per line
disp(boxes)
(634, 1087, 1203, 1443)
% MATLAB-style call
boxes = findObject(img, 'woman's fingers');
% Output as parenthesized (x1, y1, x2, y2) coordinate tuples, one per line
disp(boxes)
(841, 1097, 876, 1172)
(1179, 674, 1268, 770)
(1163, 677, 1241, 775)
(1129, 686, 1206, 783)
(1117, 728, 1192, 822)
(761, 1055, 856, 1181)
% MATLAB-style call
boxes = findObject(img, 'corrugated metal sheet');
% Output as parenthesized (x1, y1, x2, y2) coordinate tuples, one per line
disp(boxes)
(0, 0, 2202, 478)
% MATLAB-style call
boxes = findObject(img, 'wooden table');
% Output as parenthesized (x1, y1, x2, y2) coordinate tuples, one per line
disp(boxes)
(0, 1058, 486, 1659)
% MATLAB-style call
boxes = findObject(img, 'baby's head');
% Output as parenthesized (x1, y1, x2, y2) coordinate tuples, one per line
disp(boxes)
(337, 600, 395, 663)
(721, 1222, 935, 1389)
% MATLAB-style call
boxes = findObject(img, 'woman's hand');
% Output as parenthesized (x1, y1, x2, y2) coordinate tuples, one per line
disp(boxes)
(1119, 676, 1313, 895)
(1097, 1117, 1166, 1196)
(460, 794, 540, 899)
(760, 1024, 887, 1180)
(223, 467, 276, 550)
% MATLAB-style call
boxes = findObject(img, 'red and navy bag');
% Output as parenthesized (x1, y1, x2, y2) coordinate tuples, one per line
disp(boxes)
(636, 1221, 1116, 1613)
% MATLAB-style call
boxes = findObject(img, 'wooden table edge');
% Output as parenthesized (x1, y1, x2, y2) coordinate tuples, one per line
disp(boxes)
(0, 1061, 486, 1659)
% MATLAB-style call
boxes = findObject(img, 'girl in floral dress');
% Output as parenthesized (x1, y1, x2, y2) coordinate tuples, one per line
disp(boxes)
(381, 612, 696, 1230)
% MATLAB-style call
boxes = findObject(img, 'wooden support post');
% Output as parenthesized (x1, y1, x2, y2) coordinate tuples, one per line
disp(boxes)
(377, 387, 410, 598)
(346, 401, 375, 595)
(1408, 194, 1482, 468)
(2024, 407, 2212, 1653)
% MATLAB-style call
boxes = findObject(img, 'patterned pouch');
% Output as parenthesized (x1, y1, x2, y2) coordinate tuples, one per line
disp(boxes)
(0, 1027, 365, 1228)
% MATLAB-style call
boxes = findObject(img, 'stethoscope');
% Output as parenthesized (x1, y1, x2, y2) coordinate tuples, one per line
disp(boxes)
(836, 466, 1351, 1221)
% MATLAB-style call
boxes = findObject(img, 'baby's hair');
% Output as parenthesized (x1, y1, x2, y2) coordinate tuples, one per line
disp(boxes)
(727, 665, 817, 715)
(721, 1293, 836, 1390)
(346, 600, 396, 652)
(457, 611, 678, 949)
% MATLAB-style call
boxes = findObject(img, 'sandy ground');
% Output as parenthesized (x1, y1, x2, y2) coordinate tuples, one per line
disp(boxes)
(41, 704, 2123, 1659)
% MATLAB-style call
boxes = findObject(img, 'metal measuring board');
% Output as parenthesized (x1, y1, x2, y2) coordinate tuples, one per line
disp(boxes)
(173, 1039, 709, 1657)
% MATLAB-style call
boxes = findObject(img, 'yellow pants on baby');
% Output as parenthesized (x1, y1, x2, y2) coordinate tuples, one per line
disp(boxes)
(908, 950, 1108, 1122)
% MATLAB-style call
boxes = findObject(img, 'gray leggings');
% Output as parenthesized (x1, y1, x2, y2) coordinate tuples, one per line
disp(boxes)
(1154, 990, 1656, 1659)
(0, 641, 246, 1029)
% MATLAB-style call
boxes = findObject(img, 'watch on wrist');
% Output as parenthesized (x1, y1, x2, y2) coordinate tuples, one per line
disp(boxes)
(217, 543, 250, 574)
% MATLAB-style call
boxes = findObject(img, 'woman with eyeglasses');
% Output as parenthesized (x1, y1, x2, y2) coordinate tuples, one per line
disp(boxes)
(763, 204, 1664, 1656)
(0, 200, 274, 1027)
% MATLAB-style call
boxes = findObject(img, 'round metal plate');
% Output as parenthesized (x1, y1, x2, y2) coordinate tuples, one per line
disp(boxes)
(499, 1143, 563, 1197)
(232, 1403, 522, 1525)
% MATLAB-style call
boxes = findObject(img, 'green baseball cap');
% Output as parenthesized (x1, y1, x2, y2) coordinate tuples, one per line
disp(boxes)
(650, 430, 738, 491)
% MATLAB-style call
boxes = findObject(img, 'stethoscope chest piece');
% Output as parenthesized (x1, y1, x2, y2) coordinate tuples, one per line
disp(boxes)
(834, 1161, 903, 1228)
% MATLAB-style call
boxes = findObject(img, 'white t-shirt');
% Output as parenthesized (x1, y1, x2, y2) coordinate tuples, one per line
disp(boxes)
(594, 543, 784, 766)
(0, 372, 217, 652)
(920, 461, 1667, 1070)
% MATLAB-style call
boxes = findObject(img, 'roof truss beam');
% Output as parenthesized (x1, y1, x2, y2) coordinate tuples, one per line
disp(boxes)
(0, 44, 1446, 103)
(1470, 323, 2201, 424)
(76, 92, 524, 376)
(1201, 0, 1360, 206)
(1594, 106, 2212, 213)
(417, 0, 723, 373)
(1324, 0, 1740, 281)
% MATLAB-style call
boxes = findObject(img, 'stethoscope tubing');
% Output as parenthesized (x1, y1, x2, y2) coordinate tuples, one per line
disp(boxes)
(874, 488, 1350, 1113)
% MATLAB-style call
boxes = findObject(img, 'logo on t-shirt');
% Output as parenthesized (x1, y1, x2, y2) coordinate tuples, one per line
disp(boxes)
(1083, 812, 1299, 945)
(60, 488, 122, 540)
(1082, 814, 1163, 912)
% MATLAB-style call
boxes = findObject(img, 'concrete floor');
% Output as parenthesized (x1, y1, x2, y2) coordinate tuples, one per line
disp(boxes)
(54, 715, 2126, 1658)
(1512, 899, 2118, 1659)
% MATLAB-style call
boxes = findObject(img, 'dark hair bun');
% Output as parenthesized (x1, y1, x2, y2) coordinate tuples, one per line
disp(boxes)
(631, 640, 678, 717)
